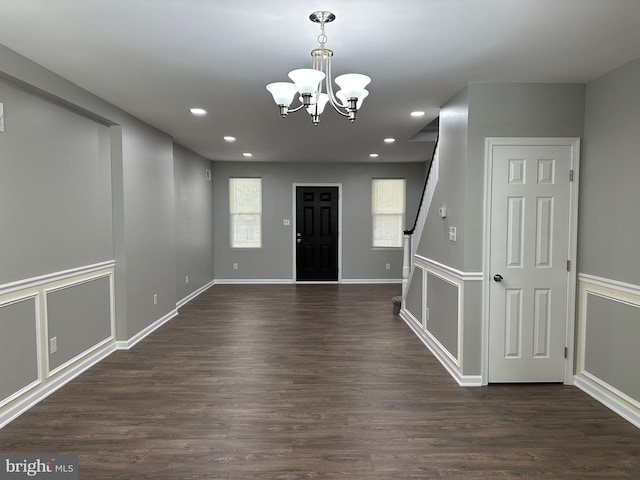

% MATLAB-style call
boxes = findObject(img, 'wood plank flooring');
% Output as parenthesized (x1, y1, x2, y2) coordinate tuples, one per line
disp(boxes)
(1, 284, 639, 479)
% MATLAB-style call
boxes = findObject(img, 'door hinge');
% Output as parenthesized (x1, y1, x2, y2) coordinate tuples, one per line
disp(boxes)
(564, 347, 568, 359)
(569, 170, 574, 182)
(567, 260, 571, 271)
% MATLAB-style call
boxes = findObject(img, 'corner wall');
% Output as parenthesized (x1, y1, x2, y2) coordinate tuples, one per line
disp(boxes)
(406, 83, 585, 381)
(574, 57, 640, 427)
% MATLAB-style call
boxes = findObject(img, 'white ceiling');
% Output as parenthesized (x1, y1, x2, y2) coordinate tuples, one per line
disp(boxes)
(1, 0, 640, 163)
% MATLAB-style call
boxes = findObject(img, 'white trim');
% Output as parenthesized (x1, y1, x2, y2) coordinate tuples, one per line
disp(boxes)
(176, 280, 216, 309)
(574, 376, 640, 430)
(578, 273, 640, 296)
(214, 279, 294, 285)
(115, 309, 178, 350)
(414, 255, 483, 281)
(47, 336, 113, 378)
(481, 137, 580, 385)
(341, 279, 402, 284)
(0, 260, 115, 296)
(400, 310, 481, 387)
(0, 343, 117, 429)
(292, 183, 343, 283)
(214, 278, 401, 285)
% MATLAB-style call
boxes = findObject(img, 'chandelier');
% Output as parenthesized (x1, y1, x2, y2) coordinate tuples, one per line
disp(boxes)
(266, 11, 371, 126)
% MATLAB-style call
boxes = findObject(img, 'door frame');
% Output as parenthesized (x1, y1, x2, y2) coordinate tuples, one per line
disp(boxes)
(481, 137, 581, 385)
(292, 183, 343, 283)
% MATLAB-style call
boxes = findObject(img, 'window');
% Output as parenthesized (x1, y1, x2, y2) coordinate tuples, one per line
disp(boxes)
(230, 177, 262, 248)
(372, 178, 406, 248)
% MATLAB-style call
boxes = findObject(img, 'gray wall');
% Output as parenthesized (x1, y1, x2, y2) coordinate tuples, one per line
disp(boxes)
(416, 87, 469, 271)
(580, 58, 640, 284)
(174, 143, 214, 301)
(212, 162, 425, 281)
(0, 77, 113, 284)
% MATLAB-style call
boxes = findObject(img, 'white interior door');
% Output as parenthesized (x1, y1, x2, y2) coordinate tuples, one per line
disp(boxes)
(488, 143, 573, 382)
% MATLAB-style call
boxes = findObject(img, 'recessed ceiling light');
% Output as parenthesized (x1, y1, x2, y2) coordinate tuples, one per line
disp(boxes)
(384, 138, 396, 144)
(224, 136, 236, 142)
(369, 153, 379, 158)
(410, 111, 425, 117)
(242, 153, 253, 158)
(190, 108, 207, 116)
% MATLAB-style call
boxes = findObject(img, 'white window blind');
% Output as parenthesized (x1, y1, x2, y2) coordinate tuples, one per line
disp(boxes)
(229, 177, 262, 248)
(372, 178, 406, 248)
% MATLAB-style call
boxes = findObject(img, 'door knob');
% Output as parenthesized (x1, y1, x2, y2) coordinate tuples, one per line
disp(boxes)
(493, 274, 503, 282)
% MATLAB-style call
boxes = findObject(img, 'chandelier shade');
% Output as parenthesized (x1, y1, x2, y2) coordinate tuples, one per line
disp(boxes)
(337, 89, 369, 110)
(266, 11, 371, 125)
(306, 93, 329, 115)
(288, 69, 326, 95)
(334, 74, 371, 101)
(266, 82, 298, 107)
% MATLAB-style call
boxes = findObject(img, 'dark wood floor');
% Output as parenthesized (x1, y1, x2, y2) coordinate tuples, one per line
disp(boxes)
(1, 284, 639, 479)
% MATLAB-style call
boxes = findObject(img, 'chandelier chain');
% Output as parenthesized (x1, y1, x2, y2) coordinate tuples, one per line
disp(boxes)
(317, 20, 328, 48)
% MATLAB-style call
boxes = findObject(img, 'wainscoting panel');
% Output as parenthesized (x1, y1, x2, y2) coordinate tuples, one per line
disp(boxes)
(0, 296, 40, 409)
(404, 266, 424, 327)
(46, 275, 113, 375)
(576, 274, 640, 428)
(400, 255, 482, 386)
(0, 262, 115, 428)
(426, 271, 459, 361)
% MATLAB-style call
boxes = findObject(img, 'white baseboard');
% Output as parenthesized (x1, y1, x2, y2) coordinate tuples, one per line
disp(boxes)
(214, 279, 294, 285)
(574, 375, 640, 429)
(400, 309, 482, 387)
(0, 343, 117, 429)
(176, 280, 215, 309)
(215, 278, 401, 285)
(341, 279, 402, 284)
(115, 309, 178, 350)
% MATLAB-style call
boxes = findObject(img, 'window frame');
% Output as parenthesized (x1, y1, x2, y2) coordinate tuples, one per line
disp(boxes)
(229, 177, 262, 249)
(371, 178, 406, 249)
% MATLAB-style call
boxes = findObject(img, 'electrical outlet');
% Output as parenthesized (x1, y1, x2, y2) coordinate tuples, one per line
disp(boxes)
(385, 263, 391, 270)
(448, 227, 457, 242)
(233, 263, 238, 270)
(185, 275, 189, 284)
(49, 337, 57, 354)
(153, 293, 158, 305)
(0, 102, 4, 132)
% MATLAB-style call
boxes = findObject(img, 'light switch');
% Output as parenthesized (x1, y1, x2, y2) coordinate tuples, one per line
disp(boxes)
(0, 102, 4, 132)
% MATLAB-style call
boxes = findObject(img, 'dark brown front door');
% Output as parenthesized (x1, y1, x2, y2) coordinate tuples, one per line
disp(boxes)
(296, 186, 339, 281)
